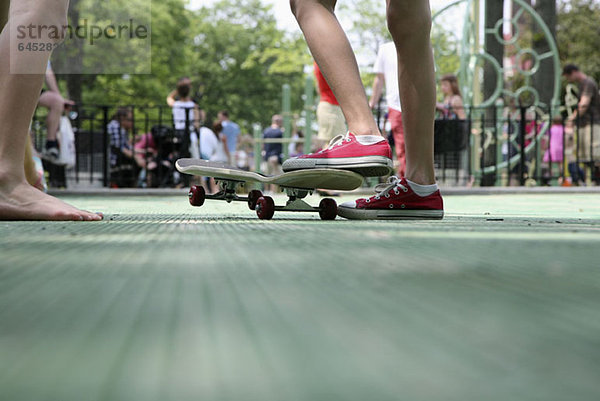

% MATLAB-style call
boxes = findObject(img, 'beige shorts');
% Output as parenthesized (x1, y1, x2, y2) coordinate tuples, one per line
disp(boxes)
(574, 124, 600, 162)
(265, 155, 283, 176)
(316, 101, 346, 141)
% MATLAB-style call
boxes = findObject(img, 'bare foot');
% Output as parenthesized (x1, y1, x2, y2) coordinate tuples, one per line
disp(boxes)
(0, 179, 103, 221)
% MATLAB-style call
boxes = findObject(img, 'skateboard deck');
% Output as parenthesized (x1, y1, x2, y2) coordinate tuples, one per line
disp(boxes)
(176, 159, 363, 191)
(176, 158, 364, 220)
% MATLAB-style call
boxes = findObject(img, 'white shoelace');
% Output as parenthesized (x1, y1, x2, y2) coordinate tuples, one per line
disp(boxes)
(367, 176, 408, 202)
(318, 133, 351, 154)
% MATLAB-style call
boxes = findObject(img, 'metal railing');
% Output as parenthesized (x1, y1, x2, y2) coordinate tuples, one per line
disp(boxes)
(32, 104, 599, 189)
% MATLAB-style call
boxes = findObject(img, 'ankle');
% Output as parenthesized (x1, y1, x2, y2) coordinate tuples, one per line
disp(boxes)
(0, 169, 26, 189)
(405, 170, 436, 186)
(348, 123, 382, 137)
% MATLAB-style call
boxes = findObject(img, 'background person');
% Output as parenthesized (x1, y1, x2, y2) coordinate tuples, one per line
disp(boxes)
(39, 61, 75, 162)
(170, 77, 202, 159)
(197, 122, 220, 193)
(263, 114, 284, 192)
(369, 41, 405, 177)
(133, 131, 158, 187)
(108, 107, 136, 188)
(217, 110, 240, 164)
(436, 74, 466, 120)
(314, 61, 346, 150)
(563, 64, 600, 185)
(542, 114, 565, 185)
(200, 121, 230, 193)
(210, 121, 230, 164)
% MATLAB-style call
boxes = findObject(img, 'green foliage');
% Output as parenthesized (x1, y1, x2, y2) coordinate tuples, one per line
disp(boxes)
(338, 1, 460, 93)
(431, 23, 461, 77)
(557, 0, 600, 82)
(58, 0, 309, 131)
(189, 0, 310, 130)
(338, 0, 391, 60)
(55, 0, 463, 128)
(80, 0, 192, 105)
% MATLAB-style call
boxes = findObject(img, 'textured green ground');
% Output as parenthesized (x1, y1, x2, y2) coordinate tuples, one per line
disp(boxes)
(1, 193, 599, 401)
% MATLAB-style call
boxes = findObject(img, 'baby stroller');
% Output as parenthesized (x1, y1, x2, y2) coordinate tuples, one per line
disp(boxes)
(151, 125, 191, 187)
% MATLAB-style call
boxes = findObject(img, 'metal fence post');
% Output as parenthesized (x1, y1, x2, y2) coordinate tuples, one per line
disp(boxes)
(494, 103, 503, 186)
(282, 84, 291, 159)
(534, 110, 541, 183)
(102, 106, 109, 187)
(519, 106, 527, 186)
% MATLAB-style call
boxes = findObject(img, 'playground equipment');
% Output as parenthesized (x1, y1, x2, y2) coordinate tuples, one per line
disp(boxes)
(432, 0, 562, 185)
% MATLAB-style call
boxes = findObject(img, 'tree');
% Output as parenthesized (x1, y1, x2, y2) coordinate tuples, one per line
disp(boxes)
(188, 0, 310, 129)
(338, 0, 460, 91)
(338, 0, 391, 61)
(557, 0, 600, 82)
(51, 0, 192, 107)
(48, 0, 311, 129)
(81, 0, 190, 106)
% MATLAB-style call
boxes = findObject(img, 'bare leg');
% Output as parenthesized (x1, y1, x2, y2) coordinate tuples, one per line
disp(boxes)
(387, 0, 436, 185)
(38, 91, 65, 142)
(0, 0, 102, 220)
(3, 1, 39, 189)
(290, 0, 381, 137)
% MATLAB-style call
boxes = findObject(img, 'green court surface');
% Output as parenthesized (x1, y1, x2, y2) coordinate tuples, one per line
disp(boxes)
(1, 192, 599, 401)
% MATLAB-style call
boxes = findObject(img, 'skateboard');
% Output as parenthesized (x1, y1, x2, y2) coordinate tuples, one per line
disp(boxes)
(176, 158, 364, 220)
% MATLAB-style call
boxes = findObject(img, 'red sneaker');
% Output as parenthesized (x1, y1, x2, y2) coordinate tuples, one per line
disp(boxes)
(282, 132, 393, 177)
(337, 176, 444, 220)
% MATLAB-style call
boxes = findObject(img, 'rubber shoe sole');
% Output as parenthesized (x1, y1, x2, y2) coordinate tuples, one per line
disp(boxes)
(337, 206, 444, 220)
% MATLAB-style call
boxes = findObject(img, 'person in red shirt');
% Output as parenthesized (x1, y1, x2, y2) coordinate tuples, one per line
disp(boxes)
(314, 61, 346, 149)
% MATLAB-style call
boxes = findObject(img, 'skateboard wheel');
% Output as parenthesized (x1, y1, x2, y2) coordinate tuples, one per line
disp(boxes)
(319, 198, 337, 220)
(247, 189, 263, 210)
(256, 196, 275, 220)
(188, 185, 206, 207)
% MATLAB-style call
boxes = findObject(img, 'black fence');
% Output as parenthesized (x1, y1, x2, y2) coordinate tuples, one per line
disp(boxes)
(32, 105, 238, 189)
(32, 104, 599, 189)
(376, 104, 599, 187)
(460, 105, 599, 186)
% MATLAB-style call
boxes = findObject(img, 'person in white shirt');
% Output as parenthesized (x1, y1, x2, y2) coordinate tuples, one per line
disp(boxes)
(169, 78, 202, 159)
(197, 121, 229, 193)
(369, 41, 405, 177)
(209, 121, 230, 164)
(198, 126, 218, 161)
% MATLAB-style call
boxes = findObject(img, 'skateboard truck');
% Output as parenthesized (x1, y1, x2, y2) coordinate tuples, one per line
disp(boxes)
(188, 180, 338, 220)
(189, 179, 250, 207)
(178, 158, 362, 220)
